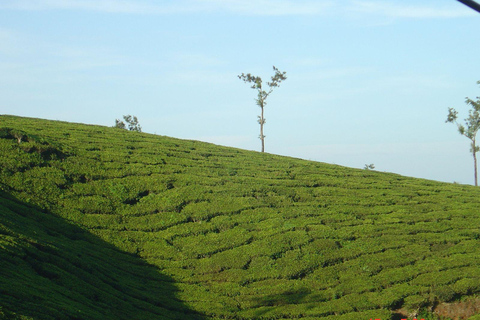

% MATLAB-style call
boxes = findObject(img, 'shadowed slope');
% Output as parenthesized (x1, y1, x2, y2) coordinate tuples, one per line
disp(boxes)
(0, 191, 203, 320)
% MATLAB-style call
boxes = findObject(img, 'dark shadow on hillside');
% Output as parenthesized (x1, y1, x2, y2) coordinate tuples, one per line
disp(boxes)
(255, 288, 312, 308)
(250, 288, 317, 318)
(0, 191, 204, 320)
(391, 312, 409, 320)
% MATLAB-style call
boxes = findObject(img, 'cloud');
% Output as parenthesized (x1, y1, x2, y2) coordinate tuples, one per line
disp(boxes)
(349, 1, 476, 19)
(200, 0, 335, 16)
(0, 0, 168, 13)
(0, 0, 335, 16)
(2, 0, 475, 18)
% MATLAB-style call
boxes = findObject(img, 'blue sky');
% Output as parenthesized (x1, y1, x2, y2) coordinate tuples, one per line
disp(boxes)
(1, 0, 480, 184)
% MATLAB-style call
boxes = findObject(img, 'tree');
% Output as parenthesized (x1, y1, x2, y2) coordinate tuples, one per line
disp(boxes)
(114, 119, 126, 130)
(364, 164, 375, 170)
(238, 66, 287, 153)
(446, 81, 480, 186)
(114, 115, 142, 132)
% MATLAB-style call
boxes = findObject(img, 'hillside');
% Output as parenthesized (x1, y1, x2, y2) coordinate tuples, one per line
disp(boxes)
(1, 115, 480, 319)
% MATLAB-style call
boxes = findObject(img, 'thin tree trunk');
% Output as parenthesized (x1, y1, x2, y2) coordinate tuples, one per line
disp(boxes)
(260, 105, 265, 153)
(471, 139, 479, 186)
(474, 149, 478, 186)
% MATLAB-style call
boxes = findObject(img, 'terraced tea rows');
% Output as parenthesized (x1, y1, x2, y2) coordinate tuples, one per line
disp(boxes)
(1, 115, 480, 319)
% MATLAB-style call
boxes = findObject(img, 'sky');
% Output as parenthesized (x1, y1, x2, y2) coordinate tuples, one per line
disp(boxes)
(1, 0, 480, 185)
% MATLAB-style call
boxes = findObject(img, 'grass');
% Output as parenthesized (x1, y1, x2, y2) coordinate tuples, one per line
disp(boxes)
(1, 114, 480, 319)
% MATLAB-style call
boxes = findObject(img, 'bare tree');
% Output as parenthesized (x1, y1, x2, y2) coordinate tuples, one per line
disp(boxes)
(238, 66, 287, 153)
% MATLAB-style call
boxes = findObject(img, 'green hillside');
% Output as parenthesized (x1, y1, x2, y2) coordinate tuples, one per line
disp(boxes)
(2, 115, 480, 320)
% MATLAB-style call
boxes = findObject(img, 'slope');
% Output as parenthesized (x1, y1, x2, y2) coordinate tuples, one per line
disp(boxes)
(1, 115, 480, 319)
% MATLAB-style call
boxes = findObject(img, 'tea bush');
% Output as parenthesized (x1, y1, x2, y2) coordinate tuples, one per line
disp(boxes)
(3, 115, 480, 319)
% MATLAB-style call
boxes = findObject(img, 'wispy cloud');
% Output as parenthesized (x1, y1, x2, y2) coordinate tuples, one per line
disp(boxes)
(1, 0, 474, 18)
(0, 0, 168, 14)
(349, 1, 476, 19)
(0, 0, 335, 16)
(200, 0, 335, 16)
(0, 28, 127, 79)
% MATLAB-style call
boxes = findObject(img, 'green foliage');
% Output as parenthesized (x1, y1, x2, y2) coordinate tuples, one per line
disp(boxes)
(364, 163, 375, 170)
(114, 115, 142, 132)
(2, 115, 480, 319)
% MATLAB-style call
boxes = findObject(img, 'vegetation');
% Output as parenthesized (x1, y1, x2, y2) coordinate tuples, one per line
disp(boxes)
(446, 81, 480, 186)
(2, 115, 480, 319)
(115, 115, 142, 132)
(238, 66, 287, 153)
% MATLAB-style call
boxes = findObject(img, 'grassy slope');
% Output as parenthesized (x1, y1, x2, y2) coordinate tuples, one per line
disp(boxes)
(1, 115, 480, 319)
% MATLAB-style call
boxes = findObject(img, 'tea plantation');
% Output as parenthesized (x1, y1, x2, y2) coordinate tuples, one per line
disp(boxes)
(1, 115, 480, 319)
